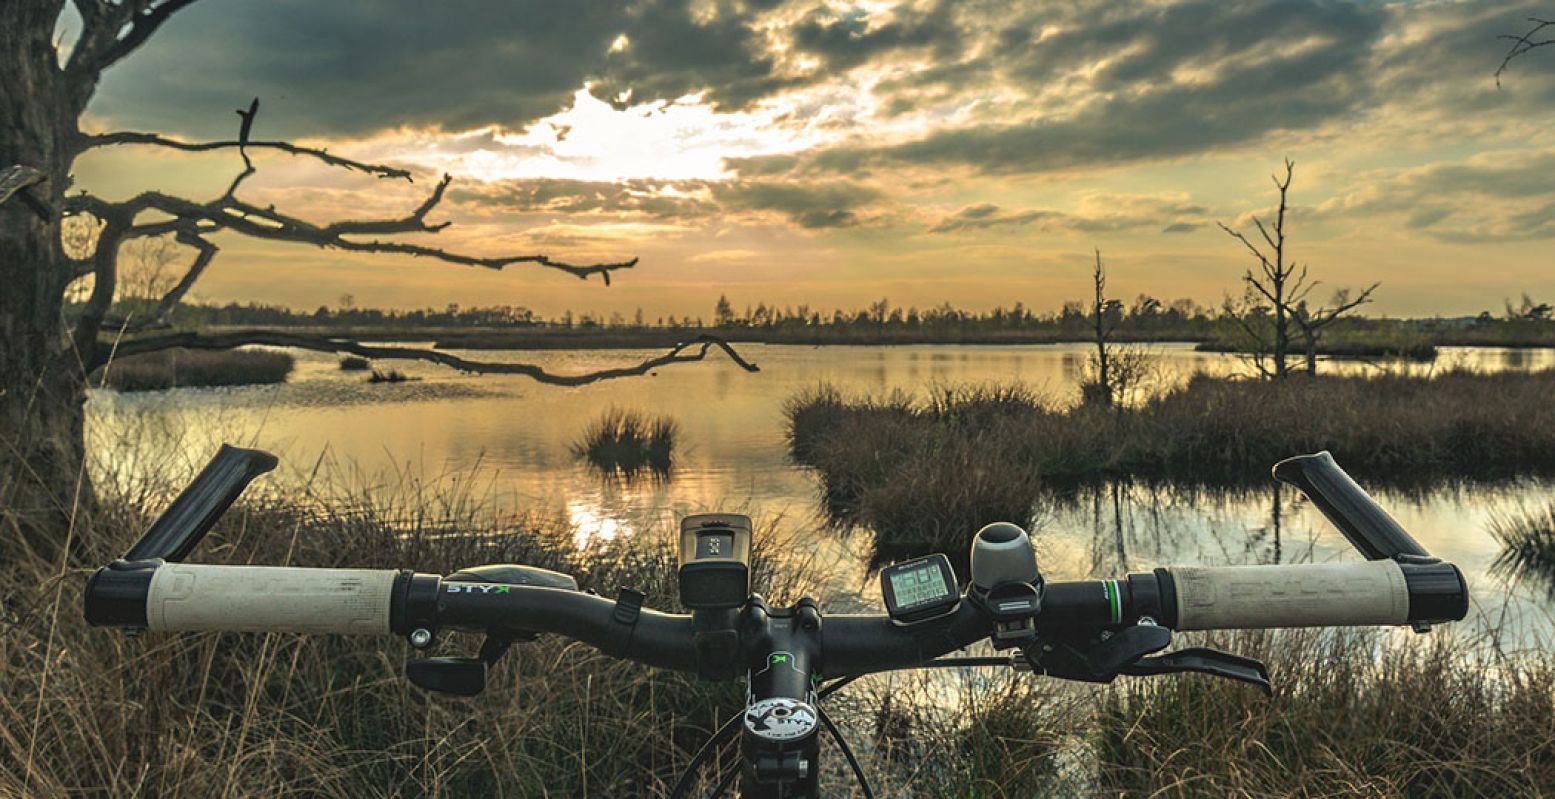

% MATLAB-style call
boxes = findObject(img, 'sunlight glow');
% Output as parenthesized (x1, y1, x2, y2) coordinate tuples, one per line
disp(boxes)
(364, 88, 831, 183)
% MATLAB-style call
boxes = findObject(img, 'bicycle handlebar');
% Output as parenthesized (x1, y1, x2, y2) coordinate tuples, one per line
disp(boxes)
(80, 444, 1475, 798)
(87, 557, 1465, 677)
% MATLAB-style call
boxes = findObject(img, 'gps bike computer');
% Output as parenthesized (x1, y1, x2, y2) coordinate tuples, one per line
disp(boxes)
(880, 553, 960, 625)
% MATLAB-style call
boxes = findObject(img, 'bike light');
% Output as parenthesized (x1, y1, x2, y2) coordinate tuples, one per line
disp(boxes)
(678, 513, 752, 610)
(970, 522, 1040, 592)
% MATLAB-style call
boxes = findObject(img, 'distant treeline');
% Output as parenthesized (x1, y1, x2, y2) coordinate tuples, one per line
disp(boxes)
(90, 294, 1555, 350)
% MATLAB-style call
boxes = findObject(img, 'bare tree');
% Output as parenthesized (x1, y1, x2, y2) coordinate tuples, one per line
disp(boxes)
(0, 2, 754, 558)
(1081, 249, 1154, 407)
(1496, 15, 1554, 86)
(1087, 248, 1114, 407)
(1218, 160, 1302, 379)
(1219, 161, 1379, 380)
(1290, 286, 1378, 376)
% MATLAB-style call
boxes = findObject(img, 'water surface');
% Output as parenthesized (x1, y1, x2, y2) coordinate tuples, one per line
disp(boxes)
(88, 342, 1555, 643)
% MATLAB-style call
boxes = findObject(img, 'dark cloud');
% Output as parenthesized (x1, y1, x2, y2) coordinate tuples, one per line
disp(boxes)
(711, 180, 881, 228)
(450, 177, 715, 218)
(87, 0, 627, 138)
(85, 0, 800, 138)
(585, 1, 794, 112)
(930, 196, 1210, 234)
(747, 0, 1391, 177)
(790, 1, 964, 73)
(84, 0, 1554, 181)
(452, 174, 880, 230)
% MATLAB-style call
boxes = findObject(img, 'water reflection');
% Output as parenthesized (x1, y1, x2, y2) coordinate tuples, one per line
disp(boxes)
(85, 342, 1555, 644)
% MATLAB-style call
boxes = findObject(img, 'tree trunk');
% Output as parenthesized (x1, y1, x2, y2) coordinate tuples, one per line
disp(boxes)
(1, 2, 95, 561)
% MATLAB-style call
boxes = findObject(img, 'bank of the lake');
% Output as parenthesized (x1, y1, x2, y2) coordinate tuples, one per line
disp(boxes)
(787, 369, 1555, 557)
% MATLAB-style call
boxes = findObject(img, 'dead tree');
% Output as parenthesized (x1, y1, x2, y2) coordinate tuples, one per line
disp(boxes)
(1218, 160, 1302, 379)
(1290, 286, 1378, 376)
(1219, 161, 1379, 379)
(1088, 248, 1114, 407)
(0, 1, 754, 559)
(1497, 15, 1554, 86)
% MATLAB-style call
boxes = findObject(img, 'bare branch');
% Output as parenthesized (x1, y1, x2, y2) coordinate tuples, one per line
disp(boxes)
(103, 228, 218, 332)
(74, 131, 413, 181)
(99, 331, 761, 384)
(1496, 16, 1555, 87)
(1218, 222, 1272, 270)
(119, 179, 637, 283)
(70, 0, 203, 78)
(1297, 282, 1379, 332)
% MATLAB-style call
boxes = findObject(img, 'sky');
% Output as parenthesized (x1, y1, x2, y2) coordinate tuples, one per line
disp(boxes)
(65, 0, 1555, 320)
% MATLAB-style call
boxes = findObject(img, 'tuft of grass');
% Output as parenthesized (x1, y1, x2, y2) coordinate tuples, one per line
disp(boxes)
(572, 407, 680, 480)
(93, 347, 293, 391)
(338, 355, 370, 371)
(367, 368, 415, 383)
(1491, 502, 1555, 597)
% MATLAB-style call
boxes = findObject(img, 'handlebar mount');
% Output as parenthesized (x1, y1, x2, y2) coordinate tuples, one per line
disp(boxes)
(84, 446, 1469, 799)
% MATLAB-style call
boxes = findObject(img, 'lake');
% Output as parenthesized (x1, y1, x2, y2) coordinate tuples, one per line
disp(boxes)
(88, 342, 1555, 644)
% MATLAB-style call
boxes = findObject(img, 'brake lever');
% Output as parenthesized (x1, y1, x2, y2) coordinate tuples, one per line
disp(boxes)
(1124, 647, 1273, 696)
(1022, 624, 1171, 683)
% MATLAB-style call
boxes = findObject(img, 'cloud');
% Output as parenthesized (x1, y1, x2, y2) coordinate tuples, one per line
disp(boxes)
(449, 173, 883, 231)
(1315, 148, 1555, 242)
(929, 193, 1212, 234)
(711, 179, 882, 228)
(450, 177, 715, 219)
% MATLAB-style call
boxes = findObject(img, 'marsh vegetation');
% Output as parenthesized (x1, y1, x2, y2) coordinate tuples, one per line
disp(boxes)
(92, 347, 294, 392)
(573, 407, 681, 480)
(788, 370, 1555, 555)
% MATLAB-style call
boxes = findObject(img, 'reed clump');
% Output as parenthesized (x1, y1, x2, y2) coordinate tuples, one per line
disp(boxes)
(573, 407, 680, 479)
(93, 347, 294, 391)
(787, 370, 1555, 553)
(1491, 502, 1555, 597)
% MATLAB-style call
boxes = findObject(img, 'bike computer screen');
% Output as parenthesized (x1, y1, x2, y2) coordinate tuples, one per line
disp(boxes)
(880, 553, 959, 625)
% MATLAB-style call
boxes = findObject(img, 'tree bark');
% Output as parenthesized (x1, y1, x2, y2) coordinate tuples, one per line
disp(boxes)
(0, 1, 96, 560)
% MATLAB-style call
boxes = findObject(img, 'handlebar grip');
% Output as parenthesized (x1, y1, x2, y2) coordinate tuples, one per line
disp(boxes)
(146, 564, 396, 635)
(1272, 451, 1429, 561)
(1166, 561, 1410, 630)
(126, 444, 279, 562)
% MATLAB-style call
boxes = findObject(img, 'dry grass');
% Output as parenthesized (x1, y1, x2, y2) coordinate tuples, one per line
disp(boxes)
(94, 348, 294, 392)
(1095, 628, 1555, 798)
(4, 440, 1554, 796)
(788, 371, 1555, 554)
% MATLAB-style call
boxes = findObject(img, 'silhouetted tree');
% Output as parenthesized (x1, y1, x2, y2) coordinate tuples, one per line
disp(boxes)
(0, 1, 753, 557)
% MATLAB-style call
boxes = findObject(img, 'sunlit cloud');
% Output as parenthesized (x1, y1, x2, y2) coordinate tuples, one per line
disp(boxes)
(70, 0, 1555, 318)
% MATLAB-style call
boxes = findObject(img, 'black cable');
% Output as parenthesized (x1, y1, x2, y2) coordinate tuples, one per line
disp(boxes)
(669, 710, 744, 799)
(818, 705, 875, 799)
(708, 764, 740, 799)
